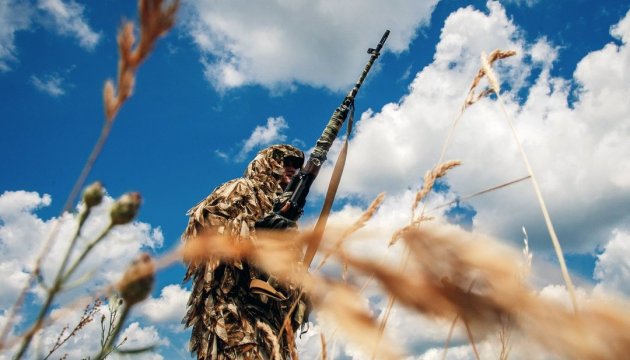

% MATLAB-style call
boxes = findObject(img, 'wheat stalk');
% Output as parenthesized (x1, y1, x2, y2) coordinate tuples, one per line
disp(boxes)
(317, 192, 386, 270)
(320, 332, 328, 360)
(483, 51, 578, 312)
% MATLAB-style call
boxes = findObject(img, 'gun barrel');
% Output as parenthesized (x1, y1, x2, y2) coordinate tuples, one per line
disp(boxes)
(310, 30, 390, 163)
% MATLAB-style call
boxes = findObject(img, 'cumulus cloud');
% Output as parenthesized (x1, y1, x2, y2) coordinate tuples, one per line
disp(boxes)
(593, 229, 630, 297)
(0, 190, 163, 311)
(137, 284, 190, 325)
(115, 322, 168, 359)
(183, 0, 439, 91)
(295, 4, 630, 357)
(0, 189, 173, 358)
(27, 304, 167, 360)
(311, 2, 630, 254)
(0, 0, 99, 71)
(37, 0, 101, 50)
(236, 116, 288, 161)
(0, 0, 33, 71)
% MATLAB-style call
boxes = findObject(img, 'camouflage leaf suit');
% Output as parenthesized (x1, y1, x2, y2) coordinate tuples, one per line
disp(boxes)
(182, 144, 305, 360)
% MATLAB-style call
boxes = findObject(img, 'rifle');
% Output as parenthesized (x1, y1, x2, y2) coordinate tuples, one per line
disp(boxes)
(257, 30, 390, 264)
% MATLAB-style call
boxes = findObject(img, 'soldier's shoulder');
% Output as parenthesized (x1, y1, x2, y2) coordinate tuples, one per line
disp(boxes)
(186, 177, 256, 214)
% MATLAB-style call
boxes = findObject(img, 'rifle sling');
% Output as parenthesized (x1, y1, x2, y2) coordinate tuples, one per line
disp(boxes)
(303, 104, 354, 267)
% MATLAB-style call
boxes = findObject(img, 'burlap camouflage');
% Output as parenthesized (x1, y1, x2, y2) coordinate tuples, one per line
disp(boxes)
(182, 144, 305, 360)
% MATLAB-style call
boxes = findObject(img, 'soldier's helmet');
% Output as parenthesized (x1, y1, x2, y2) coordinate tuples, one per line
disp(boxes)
(244, 144, 304, 182)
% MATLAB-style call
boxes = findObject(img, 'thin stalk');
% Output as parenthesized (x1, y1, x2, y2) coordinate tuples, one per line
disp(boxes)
(12, 222, 113, 359)
(462, 317, 480, 360)
(12, 209, 93, 359)
(442, 315, 459, 360)
(62, 223, 114, 283)
(1, 121, 116, 350)
(494, 93, 578, 313)
(95, 304, 130, 360)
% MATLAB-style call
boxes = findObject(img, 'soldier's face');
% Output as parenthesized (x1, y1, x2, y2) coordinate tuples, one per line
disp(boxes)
(281, 164, 298, 189)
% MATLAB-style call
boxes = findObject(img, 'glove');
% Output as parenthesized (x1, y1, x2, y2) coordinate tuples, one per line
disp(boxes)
(255, 212, 297, 230)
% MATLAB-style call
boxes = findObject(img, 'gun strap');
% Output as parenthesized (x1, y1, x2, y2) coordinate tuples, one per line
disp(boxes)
(303, 103, 355, 267)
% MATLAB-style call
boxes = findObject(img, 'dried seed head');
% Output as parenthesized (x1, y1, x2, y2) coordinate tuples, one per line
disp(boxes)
(83, 181, 104, 209)
(117, 253, 155, 306)
(110, 192, 142, 225)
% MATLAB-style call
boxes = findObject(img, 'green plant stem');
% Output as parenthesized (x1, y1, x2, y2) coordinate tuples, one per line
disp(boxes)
(62, 223, 114, 284)
(95, 304, 130, 360)
(13, 210, 92, 359)
(1, 113, 117, 353)
(12, 222, 113, 360)
(56, 209, 91, 284)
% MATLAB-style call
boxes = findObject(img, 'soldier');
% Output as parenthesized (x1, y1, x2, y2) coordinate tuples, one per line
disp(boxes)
(182, 144, 305, 359)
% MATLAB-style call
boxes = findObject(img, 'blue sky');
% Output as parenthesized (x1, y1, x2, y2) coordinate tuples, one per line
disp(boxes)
(1, 0, 630, 358)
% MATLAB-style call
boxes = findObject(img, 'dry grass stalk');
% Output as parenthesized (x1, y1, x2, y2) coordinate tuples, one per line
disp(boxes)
(181, 232, 402, 359)
(488, 59, 578, 312)
(410, 160, 461, 221)
(257, 321, 282, 360)
(311, 280, 402, 360)
(462, 316, 481, 360)
(317, 192, 386, 270)
(320, 332, 327, 360)
(442, 314, 458, 360)
(44, 299, 102, 359)
(389, 215, 434, 247)
(521, 227, 533, 278)
(348, 224, 630, 359)
(104, 0, 179, 121)
(498, 314, 513, 360)
(464, 49, 516, 109)
(12, 220, 630, 359)
(284, 319, 299, 360)
(480, 51, 501, 94)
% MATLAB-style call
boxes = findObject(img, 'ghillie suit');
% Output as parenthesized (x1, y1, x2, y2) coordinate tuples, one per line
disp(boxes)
(182, 144, 305, 360)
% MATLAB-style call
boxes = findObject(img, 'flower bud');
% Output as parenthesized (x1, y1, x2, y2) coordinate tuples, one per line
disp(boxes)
(83, 181, 104, 209)
(110, 192, 141, 225)
(117, 253, 154, 307)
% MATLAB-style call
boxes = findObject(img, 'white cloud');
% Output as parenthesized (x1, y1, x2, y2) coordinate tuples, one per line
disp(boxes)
(528, 37, 558, 66)
(37, 0, 101, 50)
(295, 6, 630, 357)
(183, 0, 439, 91)
(310, 2, 630, 255)
(0, 0, 99, 71)
(0, 190, 174, 358)
(112, 322, 167, 360)
(593, 229, 630, 297)
(137, 284, 190, 325)
(31, 72, 67, 96)
(236, 116, 288, 161)
(0, 190, 163, 311)
(0, 0, 33, 71)
(26, 303, 167, 360)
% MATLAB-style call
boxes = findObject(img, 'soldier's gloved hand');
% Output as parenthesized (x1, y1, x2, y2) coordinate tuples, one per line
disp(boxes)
(255, 212, 297, 229)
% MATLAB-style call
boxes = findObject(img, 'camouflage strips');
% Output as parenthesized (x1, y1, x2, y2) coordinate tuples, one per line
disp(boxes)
(182, 144, 305, 360)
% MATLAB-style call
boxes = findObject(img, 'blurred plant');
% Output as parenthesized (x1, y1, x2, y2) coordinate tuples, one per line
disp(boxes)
(13, 188, 142, 359)
(44, 298, 103, 360)
(94, 254, 156, 360)
(99, 295, 128, 359)
(0, 0, 178, 350)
